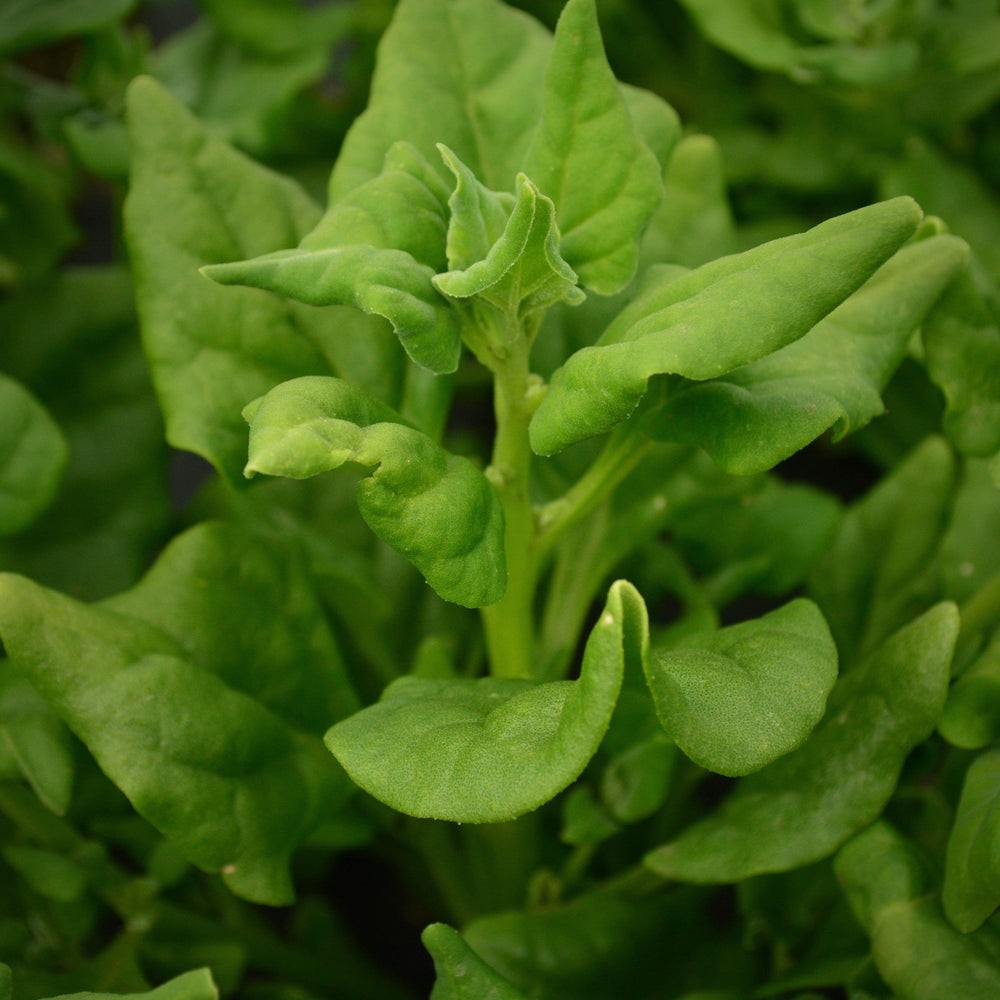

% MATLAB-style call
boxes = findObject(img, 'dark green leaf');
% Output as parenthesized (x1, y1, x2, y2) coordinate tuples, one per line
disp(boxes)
(940, 631, 1000, 750)
(0, 0, 135, 55)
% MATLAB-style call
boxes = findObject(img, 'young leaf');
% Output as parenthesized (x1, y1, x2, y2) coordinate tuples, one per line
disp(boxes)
(325, 581, 647, 822)
(204, 142, 462, 375)
(243, 376, 505, 608)
(648, 234, 969, 473)
(520, 0, 663, 294)
(940, 631, 1000, 750)
(646, 603, 957, 882)
(644, 599, 838, 776)
(0, 570, 351, 905)
(432, 147, 583, 314)
(530, 197, 923, 455)
(0, 374, 67, 536)
(424, 923, 530, 1000)
(837, 822, 1000, 999)
(329, 0, 553, 199)
(943, 749, 1000, 932)
(124, 76, 370, 480)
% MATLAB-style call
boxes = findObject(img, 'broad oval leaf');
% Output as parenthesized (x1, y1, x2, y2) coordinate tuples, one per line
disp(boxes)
(325, 581, 648, 822)
(645, 599, 838, 776)
(645, 603, 957, 883)
(520, 0, 663, 294)
(943, 749, 1000, 933)
(243, 376, 505, 608)
(424, 924, 530, 1000)
(530, 197, 923, 456)
(649, 234, 968, 474)
(0, 373, 67, 536)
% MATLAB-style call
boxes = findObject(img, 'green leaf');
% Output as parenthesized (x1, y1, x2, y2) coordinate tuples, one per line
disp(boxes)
(809, 437, 956, 667)
(424, 923, 530, 1000)
(44, 969, 219, 1000)
(203, 141, 460, 375)
(432, 147, 583, 314)
(328, 0, 553, 199)
(677, 0, 799, 73)
(944, 749, 1000, 932)
(0, 565, 351, 905)
(243, 376, 505, 608)
(530, 197, 922, 456)
(836, 822, 1000, 1000)
(940, 631, 1000, 750)
(644, 599, 838, 777)
(0, 0, 135, 55)
(199, 0, 351, 57)
(0, 964, 9, 1000)
(649, 234, 969, 474)
(0, 374, 67, 536)
(124, 76, 360, 480)
(0, 664, 73, 815)
(922, 261, 1000, 458)
(325, 581, 647, 822)
(520, 0, 663, 294)
(645, 603, 958, 882)
(3, 846, 87, 903)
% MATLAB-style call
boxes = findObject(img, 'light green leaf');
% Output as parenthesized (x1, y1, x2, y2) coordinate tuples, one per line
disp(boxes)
(432, 147, 583, 314)
(677, 0, 799, 73)
(0, 374, 67, 536)
(424, 923, 530, 1000)
(521, 0, 663, 294)
(0, 0, 135, 55)
(944, 749, 1000, 932)
(650, 234, 969, 473)
(0, 664, 73, 815)
(325, 581, 647, 822)
(619, 84, 682, 175)
(44, 969, 218, 1000)
(940, 631, 1000, 750)
(243, 376, 505, 608)
(200, 0, 351, 56)
(0, 570, 350, 905)
(809, 437, 956, 668)
(922, 261, 1000, 458)
(124, 76, 380, 480)
(530, 197, 922, 455)
(940, 460, 1000, 606)
(329, 0, 552, 199)
(646, 603, 957, 882)
(837, 822, 1000, 1000)
(645, 599, 838, 776)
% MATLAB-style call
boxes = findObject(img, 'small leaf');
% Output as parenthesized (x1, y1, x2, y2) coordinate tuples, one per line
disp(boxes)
(944, 749, 1000, 932)
(650, 234, 969, 473)
(325, 581, 647, 822)
(837, 822, 1000, 1000)
(940, 631, 1000, 750)
(645, 599, 838, 776)
(0, 374, 67, 536)
(646, 603, 957, 882)
(521, 0, 663, 294)
(243, 376, 505, 608)
(424, 923, 530, 1000)
(530, 197, 922, 455)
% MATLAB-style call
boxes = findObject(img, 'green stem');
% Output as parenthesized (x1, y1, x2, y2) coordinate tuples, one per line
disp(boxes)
(481, 345, 539, 679)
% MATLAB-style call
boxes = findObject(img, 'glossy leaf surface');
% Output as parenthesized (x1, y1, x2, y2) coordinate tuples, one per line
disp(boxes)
(325, 581, 647, 822)
(645, 599, 838, 776)
(243, 376, 505, 608)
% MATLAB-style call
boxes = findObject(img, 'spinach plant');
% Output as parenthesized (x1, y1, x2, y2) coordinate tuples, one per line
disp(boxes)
(2, 1, 1000, 998)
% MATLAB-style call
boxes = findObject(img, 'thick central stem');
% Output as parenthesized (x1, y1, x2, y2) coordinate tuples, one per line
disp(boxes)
(481, 346, 538, 679)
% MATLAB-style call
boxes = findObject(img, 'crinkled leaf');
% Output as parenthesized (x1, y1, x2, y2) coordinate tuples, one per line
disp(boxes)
(0, 374, 67, 536)
(944, 749, 1000, 932)
(325, 581, 647, 822)
(0, 664, 73, 815)
(0, 0, 135, 55)
(645, 599, 838, 777)
(424, 924, 530, 1000)
(329, 0, 552, 199)
(650, 234, 968, 473)
(45, 969, 219, 1000)
(646, 603, 957, 882)
(0, 567, 350, 905)
(809, 437, 956, 668)
(530, 197, 922, 455)
(837, 823, 1000, 1000)
(940, 631, 1000, 749)
(124, 76, 386, 480)
(521, 0, 663, 294)
(243, 376, 504, 608)
(432, 147, 582, 314)
(922, 261, 1000, 457)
